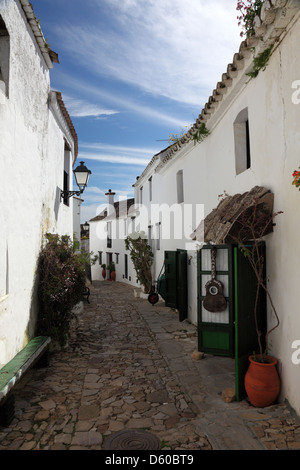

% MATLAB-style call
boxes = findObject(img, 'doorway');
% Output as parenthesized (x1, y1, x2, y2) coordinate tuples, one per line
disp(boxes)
(197, 243, 267, 400)
(164, 249, 188, 322)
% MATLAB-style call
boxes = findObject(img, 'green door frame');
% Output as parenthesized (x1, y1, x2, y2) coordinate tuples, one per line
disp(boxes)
(234, 242, 267, 401)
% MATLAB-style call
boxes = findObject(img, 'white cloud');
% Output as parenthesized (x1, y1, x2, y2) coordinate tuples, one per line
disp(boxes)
(56, 0, 242, 106)
(77, 144, 149, 211)
(75, 78, 187, 128)
(80, 142, 159, 156)
(84, 186, 105, 195)
(63, 95, 119, 118)
(54, 71, 188, 128)
(80, 152, 150, 166)
(78, 142, 159, 167)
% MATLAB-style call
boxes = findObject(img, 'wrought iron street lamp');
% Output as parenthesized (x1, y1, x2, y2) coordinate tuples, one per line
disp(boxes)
(61, 161, 91, 200)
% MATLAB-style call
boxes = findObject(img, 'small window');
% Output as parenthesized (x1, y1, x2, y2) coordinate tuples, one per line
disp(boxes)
(0, 16, 10, 99)
(98, 251, 103, 265)
(63, 171, 69, 206)
(107, 222, 112, 248)
(63, 146, 71, 206)
(130, 216, 136, 233)
(140, 186, 143, 205)
(177, 170, 184, 203)
(156, 222, 161, 250)
(124, 254, 128, 279)
(234, 108, 251, 175)
(148, 225, 153, 250)
(148, 177, 152, 201)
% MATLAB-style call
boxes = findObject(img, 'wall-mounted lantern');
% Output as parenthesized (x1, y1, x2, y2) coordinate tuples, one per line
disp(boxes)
(61, 161, 91, 200)
(83, 221, 89, 231)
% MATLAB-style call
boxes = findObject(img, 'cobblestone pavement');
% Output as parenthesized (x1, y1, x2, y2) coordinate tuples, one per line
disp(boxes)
(0, 281, 300, 451)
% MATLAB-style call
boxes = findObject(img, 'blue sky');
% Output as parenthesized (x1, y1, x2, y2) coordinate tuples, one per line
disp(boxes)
(31, 0, 243, 223)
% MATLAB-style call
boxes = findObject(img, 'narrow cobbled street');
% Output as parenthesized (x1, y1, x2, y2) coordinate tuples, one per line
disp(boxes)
(1, 281, 300, 451)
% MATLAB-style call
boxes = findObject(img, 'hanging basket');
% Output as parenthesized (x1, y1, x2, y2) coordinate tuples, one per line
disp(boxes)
(244, 355, 280, 408)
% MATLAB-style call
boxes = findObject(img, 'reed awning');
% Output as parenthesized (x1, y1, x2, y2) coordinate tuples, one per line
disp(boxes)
(191, 186, 274, 244)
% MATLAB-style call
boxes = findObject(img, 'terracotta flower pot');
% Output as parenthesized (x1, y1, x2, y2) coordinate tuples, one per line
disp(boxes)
(244, 355, 280, 408)
(102, 269, 106, 279)
(110, 271, 116, 281)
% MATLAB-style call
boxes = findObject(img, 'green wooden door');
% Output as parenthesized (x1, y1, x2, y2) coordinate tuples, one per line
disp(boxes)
(197, 245, 234, 357)
(165, 251, 177, 309)
(234, 243, 267, 401)
(164, 250, 188, 322)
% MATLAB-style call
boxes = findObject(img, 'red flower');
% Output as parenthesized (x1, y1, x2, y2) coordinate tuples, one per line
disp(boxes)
(292, 168, 300, 189)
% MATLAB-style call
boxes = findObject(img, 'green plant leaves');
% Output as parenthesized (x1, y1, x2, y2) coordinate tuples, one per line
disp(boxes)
(192, 123, 210, 145)
(36, 234, 88, 347)
(246, 45, 274, 80)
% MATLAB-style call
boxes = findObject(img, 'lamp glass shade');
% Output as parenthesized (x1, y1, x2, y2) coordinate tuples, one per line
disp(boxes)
(74, 161, 91, 190)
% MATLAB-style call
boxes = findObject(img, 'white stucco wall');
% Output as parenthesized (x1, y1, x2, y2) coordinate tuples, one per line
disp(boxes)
(0, 1, 76, 366)
(73, 197, 83, 246)
(151, 12, 300, 414)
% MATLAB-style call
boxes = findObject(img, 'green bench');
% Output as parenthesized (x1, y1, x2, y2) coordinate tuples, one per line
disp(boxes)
(0, 336, 51, 427)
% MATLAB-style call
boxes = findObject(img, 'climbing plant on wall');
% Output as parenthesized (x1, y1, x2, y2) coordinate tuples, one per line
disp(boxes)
(246, 45, 274, 80)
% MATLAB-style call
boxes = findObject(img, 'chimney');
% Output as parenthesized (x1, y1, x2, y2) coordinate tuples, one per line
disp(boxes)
(105, 189, 115, 217)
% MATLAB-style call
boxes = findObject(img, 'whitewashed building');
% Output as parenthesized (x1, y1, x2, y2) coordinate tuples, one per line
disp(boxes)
(90, 0, 300, 414)
(0, 0, 79, 366)
(90, 190, 136, 284)
(89, 148, 169, 287)
(152, 0, 300, 413)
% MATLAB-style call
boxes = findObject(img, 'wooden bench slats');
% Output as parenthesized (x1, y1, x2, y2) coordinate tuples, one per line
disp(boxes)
(0, 336, 51, 402)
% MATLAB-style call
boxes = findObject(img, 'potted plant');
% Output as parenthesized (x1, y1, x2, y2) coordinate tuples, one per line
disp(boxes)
(229, 196, 283, 407)
(108, 262, 116, 281)
(101, 264, 106, 279)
